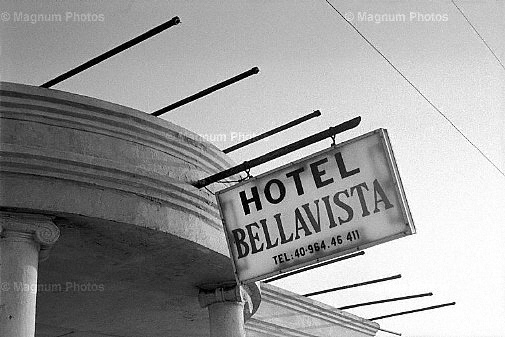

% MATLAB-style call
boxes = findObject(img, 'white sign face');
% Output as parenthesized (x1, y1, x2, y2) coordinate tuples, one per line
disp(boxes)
(217, 129, 415, 284)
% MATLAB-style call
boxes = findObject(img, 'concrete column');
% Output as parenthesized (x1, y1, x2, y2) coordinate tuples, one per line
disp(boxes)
(198, 285, 253, 337)
(0, 212, 60, 337)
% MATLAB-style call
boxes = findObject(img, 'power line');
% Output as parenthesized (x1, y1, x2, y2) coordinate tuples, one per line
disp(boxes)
(451, 0, 505, 72)
(323, 0, 505, 180)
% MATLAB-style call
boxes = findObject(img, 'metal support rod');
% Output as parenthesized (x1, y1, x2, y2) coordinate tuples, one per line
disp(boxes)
(263, 251, 364, 283)
(223, 110, 321, 153)
(151, 67, 260, 116)
(193, 116, 361, 188)
(303, 274, 401, 297)
(369, 302, 456, 321)
(379, 328, 402, 336)
(41, 17, 181, 88)
(338, 292, 433, 310)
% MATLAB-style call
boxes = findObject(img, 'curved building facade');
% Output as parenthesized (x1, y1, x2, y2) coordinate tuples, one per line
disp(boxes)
(0, 82, 379, 337)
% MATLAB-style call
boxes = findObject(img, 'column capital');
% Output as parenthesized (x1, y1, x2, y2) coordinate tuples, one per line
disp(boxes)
(198, 285, 254, 318)
(0, 212, 60, 261)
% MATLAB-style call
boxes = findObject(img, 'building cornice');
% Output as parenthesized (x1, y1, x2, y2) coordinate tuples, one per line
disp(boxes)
(0, 81, 241, 257)
(255, 283, 379, 336)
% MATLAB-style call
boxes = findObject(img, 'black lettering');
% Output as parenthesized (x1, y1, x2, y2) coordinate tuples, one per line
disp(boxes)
(283, 253, 290, 262)
(264, 179, 286, 204)
(272, 255, 279, 264)
(245, 222, 264, 254)
(301, 200, 321, 233)
(274, 213, 293, 244)
(294, 208, 312, 239)
(232, 228, 249, 258)
(286, 167, 305, 195)
(259, 218, 279, 249)
(333, 190, 354, 225)
(310, 158, 334, 188)
(373, 179, 394, 213)
(350, 182, 370, 217)
(335, 152, 360, 178)
(239, 187, 262, 215)
(321, 195, 338, 228)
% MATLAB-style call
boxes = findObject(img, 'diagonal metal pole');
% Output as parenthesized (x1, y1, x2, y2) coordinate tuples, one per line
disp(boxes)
(303, 274, 401, 297)
(338, 292, 433, 310)
(223, 110, 321, 153)
(151, 67, 259, 116)
(263, 251, 364, 283)
(192, 116, 361, 188)
(379, 327, 402, 336)
(41, 16, 181, 88)
(369, 302, 456, 321)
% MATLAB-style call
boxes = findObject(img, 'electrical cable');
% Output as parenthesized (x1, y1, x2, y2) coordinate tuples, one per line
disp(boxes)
(323, 0, 505, 180)
(451, 0, 505, 72)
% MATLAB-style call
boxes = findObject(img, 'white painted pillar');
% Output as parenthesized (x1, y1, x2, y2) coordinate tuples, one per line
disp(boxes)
(0, 212, 60, 337)
(199, 285, 253, 337)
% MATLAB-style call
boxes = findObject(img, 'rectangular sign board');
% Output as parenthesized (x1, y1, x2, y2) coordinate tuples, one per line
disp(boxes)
(216, 129, 415, 284)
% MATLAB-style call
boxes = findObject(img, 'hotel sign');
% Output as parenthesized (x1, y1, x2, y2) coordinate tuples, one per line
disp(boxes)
(217, 129, 415, 284)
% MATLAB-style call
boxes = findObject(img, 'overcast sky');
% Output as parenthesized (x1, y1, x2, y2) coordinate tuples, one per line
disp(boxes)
(1, 1, 504, 336)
